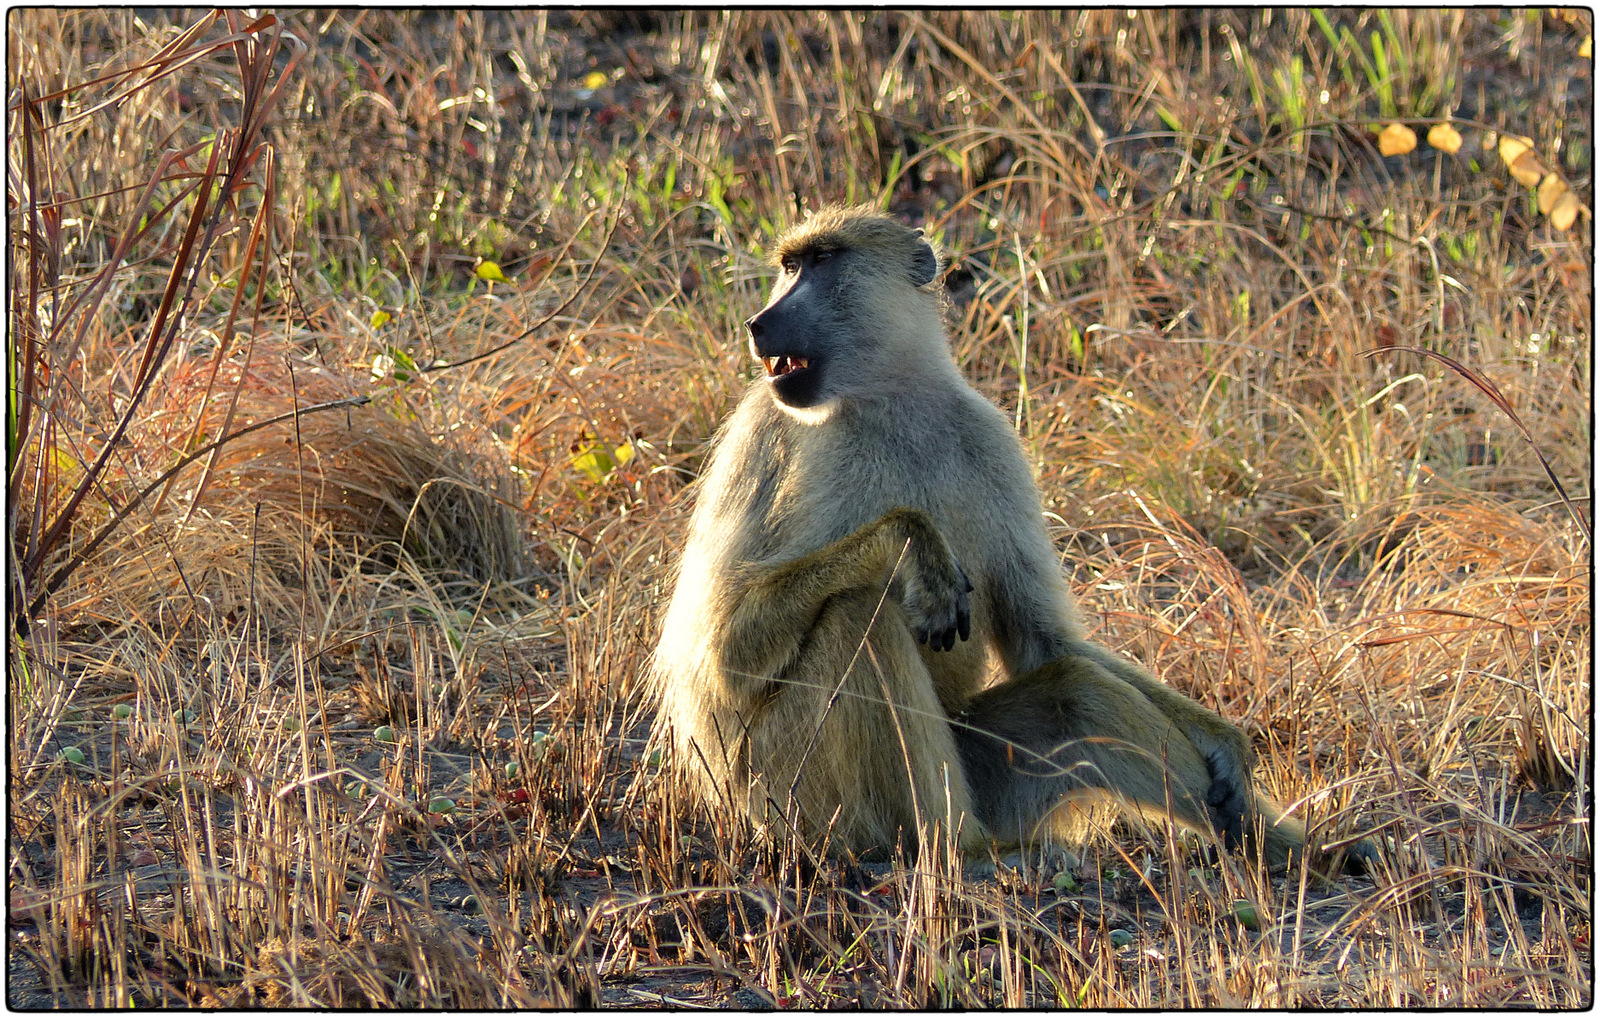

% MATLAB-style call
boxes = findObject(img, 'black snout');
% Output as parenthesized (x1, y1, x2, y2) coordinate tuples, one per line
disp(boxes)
(745, 301, 802, 361)
(744, 302, 826, 408)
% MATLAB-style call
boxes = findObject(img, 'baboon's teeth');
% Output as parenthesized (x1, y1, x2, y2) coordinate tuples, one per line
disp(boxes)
(763, 355, 809, 376)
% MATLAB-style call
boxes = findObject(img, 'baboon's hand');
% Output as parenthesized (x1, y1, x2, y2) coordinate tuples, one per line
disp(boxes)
(908, 562, 973, 652)
(1194, 723, 1257, 850)
(1204, 751, 1250, 850)
(882, 509, 973, 652)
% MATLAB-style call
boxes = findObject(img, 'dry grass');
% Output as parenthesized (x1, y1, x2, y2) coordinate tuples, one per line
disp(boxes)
(8, 9, 1590, 1008)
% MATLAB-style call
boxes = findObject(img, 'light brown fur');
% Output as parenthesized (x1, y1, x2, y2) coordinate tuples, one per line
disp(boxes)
(653, 205, 1363, 869)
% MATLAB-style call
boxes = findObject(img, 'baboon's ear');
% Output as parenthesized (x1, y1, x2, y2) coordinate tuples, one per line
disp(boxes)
(909, 238, 939, 287)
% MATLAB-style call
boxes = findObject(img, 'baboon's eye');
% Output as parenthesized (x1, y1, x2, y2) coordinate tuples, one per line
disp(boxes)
(780, 257, 798, 274)
(813, 249, 835, 263)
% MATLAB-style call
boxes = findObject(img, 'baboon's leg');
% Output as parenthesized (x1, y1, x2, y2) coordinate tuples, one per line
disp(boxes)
(955, 654, 1307, 868)
(743, 590, 981, 859)
(1057, 643, 1312, 866)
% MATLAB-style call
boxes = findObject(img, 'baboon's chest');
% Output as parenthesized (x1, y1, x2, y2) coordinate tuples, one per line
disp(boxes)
(774, 413, 974, 536)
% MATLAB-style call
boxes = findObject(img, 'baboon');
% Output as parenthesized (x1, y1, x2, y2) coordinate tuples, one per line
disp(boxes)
(654, 205, 1371, 871)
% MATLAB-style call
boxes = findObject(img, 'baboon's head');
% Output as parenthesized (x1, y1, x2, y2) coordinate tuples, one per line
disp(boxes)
(746, 206, 943, 414)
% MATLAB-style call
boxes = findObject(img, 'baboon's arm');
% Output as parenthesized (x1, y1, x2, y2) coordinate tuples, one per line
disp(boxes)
(716, 507, 971, 689)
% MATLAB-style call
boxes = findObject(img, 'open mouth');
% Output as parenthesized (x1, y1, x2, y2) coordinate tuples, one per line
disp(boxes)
(762, 355, 809, 378)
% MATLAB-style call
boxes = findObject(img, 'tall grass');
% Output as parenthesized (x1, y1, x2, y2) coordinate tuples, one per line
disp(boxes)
(8, 9, 1589, 1007)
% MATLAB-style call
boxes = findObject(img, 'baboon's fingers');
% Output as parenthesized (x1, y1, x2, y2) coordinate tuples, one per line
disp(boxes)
(1203, 755, 1250, 849)
(911, 562, 971, 652)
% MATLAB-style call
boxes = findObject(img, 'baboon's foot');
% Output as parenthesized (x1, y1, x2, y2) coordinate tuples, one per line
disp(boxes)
(1318, 834, 1382, 877)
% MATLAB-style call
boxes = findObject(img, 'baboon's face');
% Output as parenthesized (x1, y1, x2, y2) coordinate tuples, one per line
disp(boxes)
(747, 217, 940, 413)
(745, 244, 847, 409)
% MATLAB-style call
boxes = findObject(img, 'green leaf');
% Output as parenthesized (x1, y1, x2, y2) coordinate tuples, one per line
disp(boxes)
(706, 172, 732, 224)
(387, 347, 418, 383)
(1233, 900, 1260, 929)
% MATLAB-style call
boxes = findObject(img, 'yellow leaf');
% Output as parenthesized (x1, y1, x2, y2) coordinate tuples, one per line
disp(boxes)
(613, 442, 634, 467)
(1497, 134, 1530, 164)
(474, 260, 510, 283)
(1581, 34, 1592, 59)
(1549, 188, 1580, 231)
(1538, 173, 1568, 214)
(582, 70, 607, 90)
(1509, 149, 1548, 188)
(1377, 123, 1416, 156)
(1426, 122, 1462, 154)
(571, 444, 614, 483)
(1496, 134, 1547, 187)
(369, 309, 391, 328)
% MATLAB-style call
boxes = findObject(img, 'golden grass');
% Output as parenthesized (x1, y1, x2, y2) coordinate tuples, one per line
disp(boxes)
(8, 9, 1590, 1008)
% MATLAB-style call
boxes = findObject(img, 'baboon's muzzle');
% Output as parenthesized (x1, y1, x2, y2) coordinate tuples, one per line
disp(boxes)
(746, 300, 826, 408)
